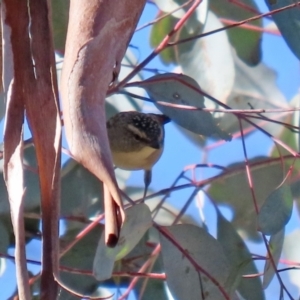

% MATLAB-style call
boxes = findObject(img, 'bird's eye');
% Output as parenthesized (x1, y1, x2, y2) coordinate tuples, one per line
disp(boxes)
(133, 133, 141, 140)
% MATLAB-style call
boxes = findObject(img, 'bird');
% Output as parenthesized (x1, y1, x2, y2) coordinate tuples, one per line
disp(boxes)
(106, 111, 170, 200)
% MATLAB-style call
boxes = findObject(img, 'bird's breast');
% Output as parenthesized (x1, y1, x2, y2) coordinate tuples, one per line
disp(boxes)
(112, 146, 163, 170)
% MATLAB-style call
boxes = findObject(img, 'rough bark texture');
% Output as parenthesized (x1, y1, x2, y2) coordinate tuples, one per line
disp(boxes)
(61, 0, 146, 245)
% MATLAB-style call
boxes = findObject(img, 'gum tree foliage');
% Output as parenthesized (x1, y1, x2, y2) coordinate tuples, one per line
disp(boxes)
(1, 0, 300, 299)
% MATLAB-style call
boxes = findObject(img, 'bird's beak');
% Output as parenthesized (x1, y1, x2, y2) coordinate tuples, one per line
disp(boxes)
(158, 114, 171, 125)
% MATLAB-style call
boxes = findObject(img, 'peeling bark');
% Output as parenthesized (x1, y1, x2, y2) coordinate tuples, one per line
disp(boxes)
(61, 0, 146, 246)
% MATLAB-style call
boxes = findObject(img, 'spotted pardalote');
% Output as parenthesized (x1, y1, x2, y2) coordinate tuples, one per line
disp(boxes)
(107, 111, 170, 198)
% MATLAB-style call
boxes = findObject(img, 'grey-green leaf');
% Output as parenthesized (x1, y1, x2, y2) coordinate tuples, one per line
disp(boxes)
(150, 0, 207, 65)
(0, 220, 9, 254)
(219, 53, 288, 136)
(61, 159, 104, 217)
(262, 228, 285, 289)
(210, 0, 262, 65)
(59, 223, 103, 299)
(140, 73, 232, 141)
(283, 229, 300, 289)
(51, 0, 69, 52)
(265, 0, 300, 61)
(177, 11, 235, 104)
(154, 0, 208, 24)
(93, 203, 152, 281)
(208, 157, 287, 240)
(258, 185, 293, 235)
(217, 212, 265, 300)
(159, 224, 232, 300)
(61, 158, 129, 218)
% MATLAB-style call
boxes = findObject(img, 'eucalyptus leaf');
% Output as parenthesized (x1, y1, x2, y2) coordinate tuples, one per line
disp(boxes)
(291, 177, 300, 220)
(210, 0, 262, 65)
(151, 0, 208, 65)
(177, 11, 235, 104)
(153, 0, 184, 19)
(154, 0, 208, 22)
(269, 95, 300, 175)
(283, 229, 300, 290)
(217, 212, 265, 300)
(51, 0, 69, 52)
(159, 224, 232, 300)
(269, 115, 299, 163)
(61, 158, 129, 218)
(258, 185, 293, 235)
(262, 228, 285, 289)
(265, 0, 300, 61)
(59, 223, 103, 299)
(0, 220, 9, 253)
(126, 230, 168, 300)
(219, 53, 288, 136)
(125, 186, 198, 226)
(61, 159, 104, 218)
(150, 11, 178, 64)
(179, 53, 288, 145)
(93, 203, 152, 281)
(140, 73, 232, 140)
(134, 279, 169, 300)
(208, 157, 286, 240)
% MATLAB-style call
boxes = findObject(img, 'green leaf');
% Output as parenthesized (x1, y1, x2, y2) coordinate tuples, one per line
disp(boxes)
(210, 0, 262, 65)
(262, 228, 285, 289)
(219, 54, 288, 136)
(0, 220, 9, 253)
(51, 0, 70, 52)
(134, 278, 169, 300)
(93, 203, 152, 281)
(159, 224, 232, 300)
(59, 223, 103, 299)
(291, 180, 300, 220)
(258, 185, 293, 235)
(61, 158, 129, 218)
(150, 12, 177, 65)
(61, 159, 104, 218)
(128, 231, 169, 300)
(208, 157, 286, 240)
(265, 0, 300, 61)
(177, 11, 235, 105)
(154, 0, 207, 21)
(150, 0, 207, 65)
(23, 211, 40, 244)
(125, 186, 198, 226)
(139, 73, 232, 140)
(121, 226, 166, 300)
(217, 212, 265, 300)
(283, 229, 300, 289)
(270, 94, 300, 169)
